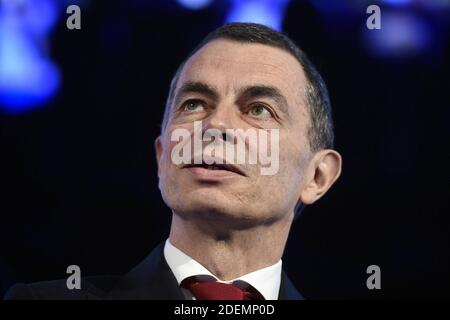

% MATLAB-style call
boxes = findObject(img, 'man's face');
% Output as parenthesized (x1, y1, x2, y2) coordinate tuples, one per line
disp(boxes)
(156, 39, 313, 225)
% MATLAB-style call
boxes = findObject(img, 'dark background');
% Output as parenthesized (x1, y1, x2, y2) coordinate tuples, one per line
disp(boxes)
(1, 0, 449, 299)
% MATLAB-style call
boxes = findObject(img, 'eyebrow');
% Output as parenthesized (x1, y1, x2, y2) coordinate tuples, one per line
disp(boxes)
(174, 81, 219, 107)
(173, 81, 290, 116)
(238, 85, 290, 116)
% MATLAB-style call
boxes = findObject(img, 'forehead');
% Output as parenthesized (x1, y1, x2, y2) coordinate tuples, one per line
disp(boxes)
(177, 39, 308, 106)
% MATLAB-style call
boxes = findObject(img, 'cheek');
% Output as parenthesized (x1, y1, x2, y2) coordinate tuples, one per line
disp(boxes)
(158, 139, 179, 189)
(277, 134, 308, 187)
(279, 129, 303, 163)
(160, 136, 182, 167)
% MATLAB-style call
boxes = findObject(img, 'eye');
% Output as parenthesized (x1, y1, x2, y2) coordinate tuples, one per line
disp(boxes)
(248, 104, 272, 119)
(181, 100, 206, 113)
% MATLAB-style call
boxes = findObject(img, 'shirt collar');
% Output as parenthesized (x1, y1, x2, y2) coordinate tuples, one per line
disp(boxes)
(163, 239, 282, 300)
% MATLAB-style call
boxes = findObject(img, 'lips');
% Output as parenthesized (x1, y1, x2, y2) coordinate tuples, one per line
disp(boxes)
(182, 162, 247, 177)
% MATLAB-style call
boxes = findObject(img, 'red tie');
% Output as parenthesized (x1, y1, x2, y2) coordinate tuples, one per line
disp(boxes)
(180, 275, 264, 300)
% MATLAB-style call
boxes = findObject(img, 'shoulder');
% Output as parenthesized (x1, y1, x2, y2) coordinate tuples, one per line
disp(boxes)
(3, 242, 180, 300)
(3, 276, 120, 300)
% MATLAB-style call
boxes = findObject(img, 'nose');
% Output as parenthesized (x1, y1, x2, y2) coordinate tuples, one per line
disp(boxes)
(202, 102, 238, 141)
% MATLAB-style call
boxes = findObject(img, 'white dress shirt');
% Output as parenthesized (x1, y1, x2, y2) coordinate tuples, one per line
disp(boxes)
(163, 239, 282, 300)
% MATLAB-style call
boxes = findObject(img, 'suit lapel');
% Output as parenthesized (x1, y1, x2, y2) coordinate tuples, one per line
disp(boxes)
(106, 242, 303, 300)
(107, 242, 185, 300)
(278, 270, 304, 300)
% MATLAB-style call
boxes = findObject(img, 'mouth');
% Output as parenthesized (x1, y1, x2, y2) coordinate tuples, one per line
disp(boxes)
(182, 162, 247, 178)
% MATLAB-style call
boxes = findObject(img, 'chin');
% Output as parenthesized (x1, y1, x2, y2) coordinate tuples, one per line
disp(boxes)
(173, 197, 273, 228)
(180, 195, 240, 215)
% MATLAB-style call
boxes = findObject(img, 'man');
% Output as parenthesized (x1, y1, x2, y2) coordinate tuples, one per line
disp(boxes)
(4, 22, 341, 300)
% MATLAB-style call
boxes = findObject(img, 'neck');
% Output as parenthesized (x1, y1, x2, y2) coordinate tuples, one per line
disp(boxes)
(169, 212, 293, 281)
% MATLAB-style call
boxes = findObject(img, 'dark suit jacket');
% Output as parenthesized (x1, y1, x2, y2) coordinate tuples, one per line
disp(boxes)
(3, 242, 303, 300)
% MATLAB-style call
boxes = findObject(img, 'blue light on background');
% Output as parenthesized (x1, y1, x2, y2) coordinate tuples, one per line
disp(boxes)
(0, 0, 61, 114)
(382, 0, 450, 10)
(226, 0, 291, 31)
(176, 0, 214, 10)
(362, 11, 433, 58)
(382, 0, 412, 6)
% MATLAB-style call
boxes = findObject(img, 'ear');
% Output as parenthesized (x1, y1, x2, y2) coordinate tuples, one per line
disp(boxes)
(155, 135, 163, 178)
(299, 149, 342, 205)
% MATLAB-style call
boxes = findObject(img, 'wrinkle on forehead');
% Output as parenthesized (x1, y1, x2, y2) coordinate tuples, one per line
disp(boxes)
(172, 39, 311, 131)
(180, 40, 307, 100)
